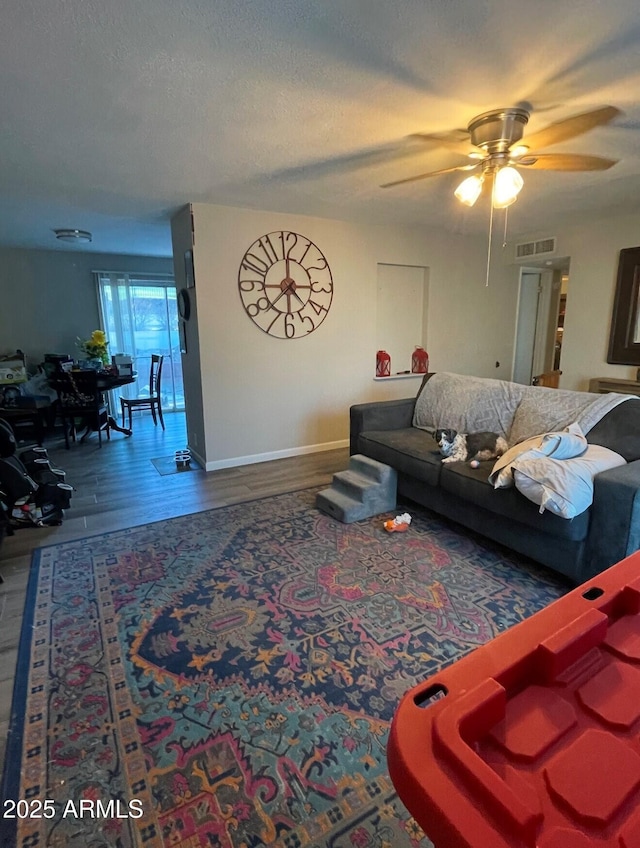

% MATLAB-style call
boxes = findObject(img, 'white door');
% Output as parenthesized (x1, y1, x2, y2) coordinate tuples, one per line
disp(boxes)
(512, 271, 541, 385)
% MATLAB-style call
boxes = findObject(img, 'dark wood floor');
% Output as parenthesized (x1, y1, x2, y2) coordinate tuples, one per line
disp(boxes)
(0, 411, 349, 767)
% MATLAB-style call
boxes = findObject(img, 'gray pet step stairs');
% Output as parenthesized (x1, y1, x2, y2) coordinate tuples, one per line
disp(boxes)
(316, 454, 397, 523)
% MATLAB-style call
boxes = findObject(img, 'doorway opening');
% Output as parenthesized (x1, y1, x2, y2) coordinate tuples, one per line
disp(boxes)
(95, 271, 185, 412)
(512, 260, 570, 386)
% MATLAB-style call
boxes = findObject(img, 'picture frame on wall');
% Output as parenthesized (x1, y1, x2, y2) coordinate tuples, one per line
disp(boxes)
(179, 320, 188, 354)
(184, 249, 195, 289)
(608, 246, 640, 365)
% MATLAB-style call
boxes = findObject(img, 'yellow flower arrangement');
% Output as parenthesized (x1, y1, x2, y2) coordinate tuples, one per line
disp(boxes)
(77, 329, 109, 365)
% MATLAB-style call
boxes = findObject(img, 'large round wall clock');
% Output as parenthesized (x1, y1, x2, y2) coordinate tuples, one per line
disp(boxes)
(238, 230, 333, 339)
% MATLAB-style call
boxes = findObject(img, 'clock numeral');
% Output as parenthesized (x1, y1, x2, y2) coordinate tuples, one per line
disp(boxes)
(284, 313, 296, 339)
(283, 231, 299, 260)
(258, 234, 281, 264)
(304, 256, 328, 272)
(297, 239, 312, 265)
(239, 279, 266, 293)
(242, 253, 269, 278)
(308, 299, 329, 317)
(284, 234, 314, 266)
(298, 312, 316, 333)
(246, 297, 270, 317)
(310, 280, 332, 294)
(265, 311, 300, 338)
(266, 311, 282, 336)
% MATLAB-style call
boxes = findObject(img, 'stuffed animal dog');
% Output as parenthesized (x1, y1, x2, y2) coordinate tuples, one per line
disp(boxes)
(435, 428, 508, 464)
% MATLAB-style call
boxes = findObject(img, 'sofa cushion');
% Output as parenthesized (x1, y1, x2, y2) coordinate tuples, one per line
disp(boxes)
(357, 429, 443, 486)
(586, 398, 640, 461)
(440, 462, 590, 542)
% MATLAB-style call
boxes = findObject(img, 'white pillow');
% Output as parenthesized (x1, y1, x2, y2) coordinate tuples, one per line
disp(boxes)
(490, 423, 588, 489)
(512, 444, 626, 519)
(538, 423, 588, 459)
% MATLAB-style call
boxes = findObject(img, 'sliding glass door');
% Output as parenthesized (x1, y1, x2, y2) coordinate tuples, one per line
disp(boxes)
(95, 272, 184, 411)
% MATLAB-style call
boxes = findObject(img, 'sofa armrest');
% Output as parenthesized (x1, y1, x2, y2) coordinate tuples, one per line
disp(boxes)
(350, 397, 417, 454)
(587, 460, 640, 577)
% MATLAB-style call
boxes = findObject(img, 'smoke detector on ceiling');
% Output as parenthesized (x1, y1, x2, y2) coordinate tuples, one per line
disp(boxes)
(53, 229, 92, 243)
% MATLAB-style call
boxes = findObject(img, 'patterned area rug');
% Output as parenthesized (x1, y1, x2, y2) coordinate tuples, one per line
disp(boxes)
(1, 488, 568, 847)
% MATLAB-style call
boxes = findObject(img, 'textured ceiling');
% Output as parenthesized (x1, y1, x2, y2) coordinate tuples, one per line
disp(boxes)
(1, 0, 640, 257)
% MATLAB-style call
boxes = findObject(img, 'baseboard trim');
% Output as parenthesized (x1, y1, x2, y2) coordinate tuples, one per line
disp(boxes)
(204, 439, 349, 472)
(187, 446, 207, 469)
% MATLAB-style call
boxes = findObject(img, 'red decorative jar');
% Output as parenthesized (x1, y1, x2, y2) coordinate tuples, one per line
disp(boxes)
(376, 350, 391, 377)
(411, 346, 429, 374)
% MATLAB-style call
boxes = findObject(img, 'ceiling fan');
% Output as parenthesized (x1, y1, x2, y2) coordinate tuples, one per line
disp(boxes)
(381, 105, 622, 208)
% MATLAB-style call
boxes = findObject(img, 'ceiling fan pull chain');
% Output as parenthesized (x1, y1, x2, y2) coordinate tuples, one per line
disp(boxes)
(485, 197, 495, 288)
(502, 206, 509, 248)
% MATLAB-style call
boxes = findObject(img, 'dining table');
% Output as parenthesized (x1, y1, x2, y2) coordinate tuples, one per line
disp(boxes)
(96, 370, 138, 437)
(48, 368, 139, 441)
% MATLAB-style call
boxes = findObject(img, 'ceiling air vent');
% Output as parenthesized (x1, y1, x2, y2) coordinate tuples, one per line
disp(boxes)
(515, 237, 557, 261)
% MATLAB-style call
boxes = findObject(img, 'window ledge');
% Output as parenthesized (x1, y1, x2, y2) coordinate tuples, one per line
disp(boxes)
(373, 373, 425, 381)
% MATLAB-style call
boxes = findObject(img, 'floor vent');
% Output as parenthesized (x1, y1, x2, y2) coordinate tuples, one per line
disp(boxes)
(516, 237, 557, 260)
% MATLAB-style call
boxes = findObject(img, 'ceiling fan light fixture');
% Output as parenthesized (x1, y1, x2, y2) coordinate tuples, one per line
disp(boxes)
(492, 166, 524, 208)
(454, 174, 483, 206)
(509, 144, 529, 158)
(53, 228, 92, 243)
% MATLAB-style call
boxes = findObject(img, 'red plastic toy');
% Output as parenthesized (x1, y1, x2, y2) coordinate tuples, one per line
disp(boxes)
(387, 550, 640, 848)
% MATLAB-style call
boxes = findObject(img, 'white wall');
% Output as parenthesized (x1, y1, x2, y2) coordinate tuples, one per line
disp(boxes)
(0, 247, 173, 367)
(184, 203, 516, 470)
(427, 236, 517, 379)
(510, 212, 640, 391)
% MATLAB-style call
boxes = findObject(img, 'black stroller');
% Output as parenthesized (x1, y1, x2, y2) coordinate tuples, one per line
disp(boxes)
(0, 418, 73, 532)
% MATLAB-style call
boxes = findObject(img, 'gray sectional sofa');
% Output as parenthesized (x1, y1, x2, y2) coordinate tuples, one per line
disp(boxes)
(350, 372, 640, 584)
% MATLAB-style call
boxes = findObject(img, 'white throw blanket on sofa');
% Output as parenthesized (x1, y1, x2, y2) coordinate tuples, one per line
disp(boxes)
(413, 372, 636, 444)
(508, 386, 636, 444)
(413, 373, 525, 437)
(489, 423, 627, 519)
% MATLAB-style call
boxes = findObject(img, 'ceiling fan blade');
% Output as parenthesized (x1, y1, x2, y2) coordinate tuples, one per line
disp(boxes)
(411, 131, 476, 157)
(517, 153, 618, 171)
(381, 163, 478, 189)
(519, 106, 621, 151)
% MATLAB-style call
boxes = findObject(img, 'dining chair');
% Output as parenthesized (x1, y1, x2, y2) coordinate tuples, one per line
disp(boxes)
(49, 370, 111, 449)
(120, 354, 165, 431)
